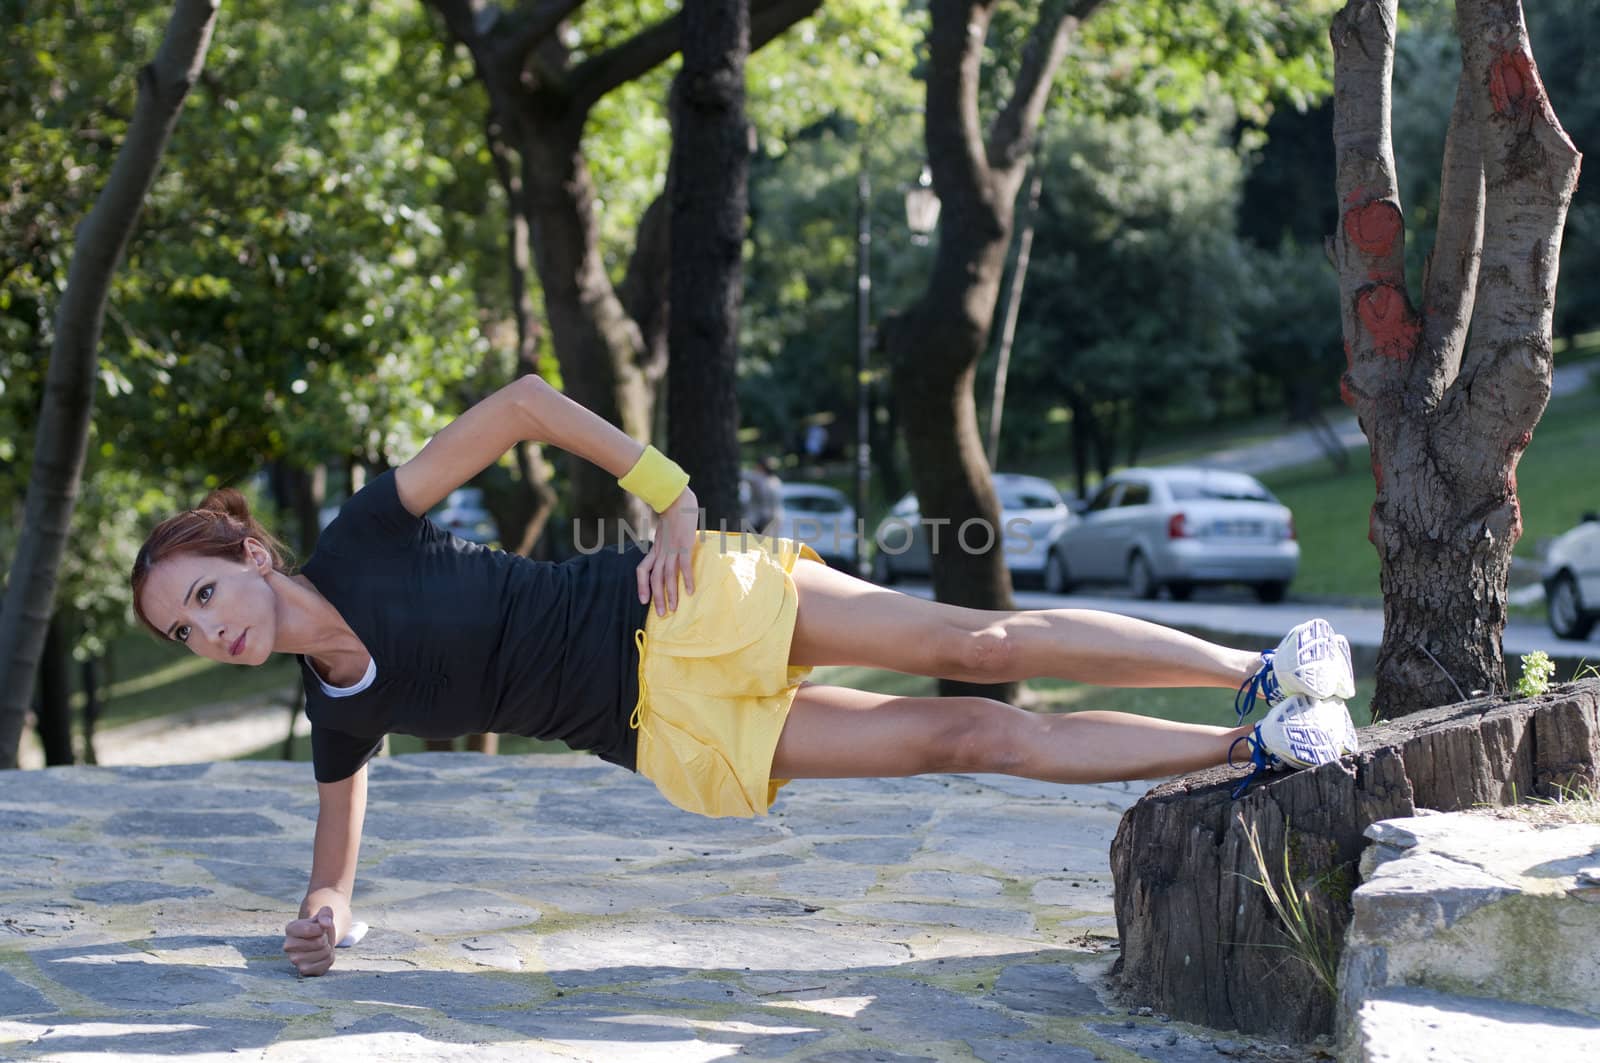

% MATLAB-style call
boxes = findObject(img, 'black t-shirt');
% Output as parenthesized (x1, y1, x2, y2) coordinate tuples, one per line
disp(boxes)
(299, 471, 650, 783)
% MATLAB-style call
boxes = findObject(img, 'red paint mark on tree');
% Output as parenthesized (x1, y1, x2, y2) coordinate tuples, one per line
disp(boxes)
(1340, 373, 1356, 408)
(1511, 430, 1533, 452)
(1343, 200, 1402, 257)
(1368, 504, 1379, 546)
(1343, 185, 1368, 205)
(1370, 455, 1384, 490)
(1489, 50, 1539, 117)
(1355, 284, 1420, 360)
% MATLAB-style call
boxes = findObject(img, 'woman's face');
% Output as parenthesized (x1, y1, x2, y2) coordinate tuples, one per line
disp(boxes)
(139, 540, 279, 665)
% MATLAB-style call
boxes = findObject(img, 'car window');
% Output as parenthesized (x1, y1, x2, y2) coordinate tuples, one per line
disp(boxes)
(1085, 484, 1119, 512)
(1167, 479, 1274, 502)
(1000, 490, 1062, 510)
(1117, 482, 1151, 506)
(783, 494, 846, 513)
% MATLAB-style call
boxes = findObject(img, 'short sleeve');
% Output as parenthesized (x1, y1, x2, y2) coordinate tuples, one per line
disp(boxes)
(319, 469, 421, 554)
(311, 724, 384, 784)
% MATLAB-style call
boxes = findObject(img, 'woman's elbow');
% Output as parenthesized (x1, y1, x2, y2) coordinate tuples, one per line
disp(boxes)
(509, 374, 553, 440)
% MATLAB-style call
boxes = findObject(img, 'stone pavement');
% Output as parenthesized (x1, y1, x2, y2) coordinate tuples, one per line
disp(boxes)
(0, 754, 1318, 1062)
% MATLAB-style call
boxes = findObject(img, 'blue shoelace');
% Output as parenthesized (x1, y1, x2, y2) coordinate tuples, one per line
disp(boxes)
(1233, 651, 1280, 725)
(1228, 726, 1277, 799)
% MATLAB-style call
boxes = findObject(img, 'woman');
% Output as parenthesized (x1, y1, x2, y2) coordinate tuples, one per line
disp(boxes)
(130, 374, 1357, 977)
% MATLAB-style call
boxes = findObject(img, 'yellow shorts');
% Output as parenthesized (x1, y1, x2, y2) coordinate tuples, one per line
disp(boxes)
(632, 531, 819, 818)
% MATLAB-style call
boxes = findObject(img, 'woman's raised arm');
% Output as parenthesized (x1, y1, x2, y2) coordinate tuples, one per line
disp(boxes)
(282, 764, 368, 976)
(393, 374, 701, 614)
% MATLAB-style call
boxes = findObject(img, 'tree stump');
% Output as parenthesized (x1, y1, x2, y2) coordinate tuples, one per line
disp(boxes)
(1109, 678, 1600, 1041)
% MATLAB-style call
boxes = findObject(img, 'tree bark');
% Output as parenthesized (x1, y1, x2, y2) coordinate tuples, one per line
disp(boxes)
(485, 116, 557, 558)
(666, 0, 750, 528)
(0, 0, 220, 770)
(34, 613, 74, 766)
(890, 0, 1097, 699)
(1331, 0, 1580, 718)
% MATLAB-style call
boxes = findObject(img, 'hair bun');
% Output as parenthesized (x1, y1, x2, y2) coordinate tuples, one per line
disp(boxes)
(197, 487, 252, 521)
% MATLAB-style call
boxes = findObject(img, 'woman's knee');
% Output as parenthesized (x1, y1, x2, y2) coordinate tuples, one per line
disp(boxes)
(921, 699, 1030, 775)
(930, 622, 1016, 683)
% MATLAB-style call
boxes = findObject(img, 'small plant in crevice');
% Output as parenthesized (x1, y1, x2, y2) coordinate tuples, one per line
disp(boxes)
(1515, 650, 1556, 698)
(1237, 815, 1340, 998)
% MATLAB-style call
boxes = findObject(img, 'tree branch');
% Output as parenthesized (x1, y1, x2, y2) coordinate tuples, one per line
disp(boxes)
(494, 0, 586, 69)
(1420, 72, 1483, 389)
(1446, 0, 1581, 448)
(985, 0, 1101, 175)
(1330, 0, 1413, 416)
(925, 0, 998, 225)
(568, 0, 819, 118)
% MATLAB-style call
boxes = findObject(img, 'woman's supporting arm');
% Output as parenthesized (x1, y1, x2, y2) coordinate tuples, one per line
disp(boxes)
(282, 764, 369, 976)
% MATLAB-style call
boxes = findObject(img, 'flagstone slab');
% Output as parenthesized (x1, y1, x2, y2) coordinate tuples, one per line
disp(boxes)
(1, 754, 1313, 1061)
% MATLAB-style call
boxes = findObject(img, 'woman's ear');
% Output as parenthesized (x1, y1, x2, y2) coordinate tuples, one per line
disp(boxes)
(243, 537, 272, 573)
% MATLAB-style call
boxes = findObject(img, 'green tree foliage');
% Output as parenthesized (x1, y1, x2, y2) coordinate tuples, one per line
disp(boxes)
(2, 0, 493, 659)
(1003, 106, 1253, 487)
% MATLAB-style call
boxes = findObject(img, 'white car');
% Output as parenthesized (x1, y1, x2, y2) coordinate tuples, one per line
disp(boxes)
(1048, 467, 1298, 601)
(871, 473, 1073, 586)
(769, 483, 858, 569)
(1543, 511, 1600, 639)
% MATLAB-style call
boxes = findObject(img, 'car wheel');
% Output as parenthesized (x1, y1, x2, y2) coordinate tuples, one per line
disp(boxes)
(1168, 581, 1194, 602)
(1548, 572, 1596, 640)
(1044, 549, 1074, 595)
(1128, 553, 1158, 600)
(871, 551, 897, 586)
(1254, 581, 1288, 604)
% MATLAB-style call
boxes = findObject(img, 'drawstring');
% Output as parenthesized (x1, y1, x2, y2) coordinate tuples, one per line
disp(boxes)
(629, 628, 649, 730)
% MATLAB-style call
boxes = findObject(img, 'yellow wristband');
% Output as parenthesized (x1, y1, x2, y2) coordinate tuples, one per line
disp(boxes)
(618, 445, 690, 513)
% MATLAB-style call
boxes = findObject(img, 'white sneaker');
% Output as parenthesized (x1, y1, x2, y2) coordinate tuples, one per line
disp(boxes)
(1235, 618, 1356, 723)
(1256, 695, 1358, 769)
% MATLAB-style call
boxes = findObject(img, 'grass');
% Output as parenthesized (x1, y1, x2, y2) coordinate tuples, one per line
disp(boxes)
(79, 632, 300, 730)
(1256, 379, 1600, 601)
(1238, 816, 1341, 998)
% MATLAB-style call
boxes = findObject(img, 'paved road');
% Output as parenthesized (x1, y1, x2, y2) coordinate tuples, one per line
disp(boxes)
(1194, 358, 1595, 476)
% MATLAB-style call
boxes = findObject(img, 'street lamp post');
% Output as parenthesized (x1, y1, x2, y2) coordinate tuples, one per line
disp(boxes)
(853, 157, 941, 576)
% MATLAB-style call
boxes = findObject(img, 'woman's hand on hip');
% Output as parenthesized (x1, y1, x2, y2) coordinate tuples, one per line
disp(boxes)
(638, 487, 699, 616)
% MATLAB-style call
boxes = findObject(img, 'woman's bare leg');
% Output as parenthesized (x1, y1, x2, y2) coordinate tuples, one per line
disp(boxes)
(771, 683, 1249, 783)
(788, 558, 1261, 690)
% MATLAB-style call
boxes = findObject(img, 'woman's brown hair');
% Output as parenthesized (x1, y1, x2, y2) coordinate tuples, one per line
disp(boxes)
(130, 488, 293, 639)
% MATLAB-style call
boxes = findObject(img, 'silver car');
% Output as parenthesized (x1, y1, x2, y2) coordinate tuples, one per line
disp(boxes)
(871, 473, 1073, 586)
(769, 483, 859, 568)
(1047, 468, 1298, 601)
(434, 487, 500, 545)
(1543, 511, 1600, 639)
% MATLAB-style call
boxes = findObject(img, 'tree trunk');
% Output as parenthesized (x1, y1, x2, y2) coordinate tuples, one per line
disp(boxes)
(80, 653, 101, 766)
(888, 0, 1094, 700)
(424, 0, 819, 551)
(666, 0, 750, 529)
(1331, 0, 1581, 719)
(34, 613, 74, 766)
(1110, 678, 1600, 1040)
(485, 117, 557, 558)
(0, 0, 219, 770)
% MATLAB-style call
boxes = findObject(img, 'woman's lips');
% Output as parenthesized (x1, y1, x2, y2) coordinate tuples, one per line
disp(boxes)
(230, 631, 246, 657)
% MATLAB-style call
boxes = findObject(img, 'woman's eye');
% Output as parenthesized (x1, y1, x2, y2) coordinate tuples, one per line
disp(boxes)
(176, 625, 191, 643)
(198, 585, 213, 604)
